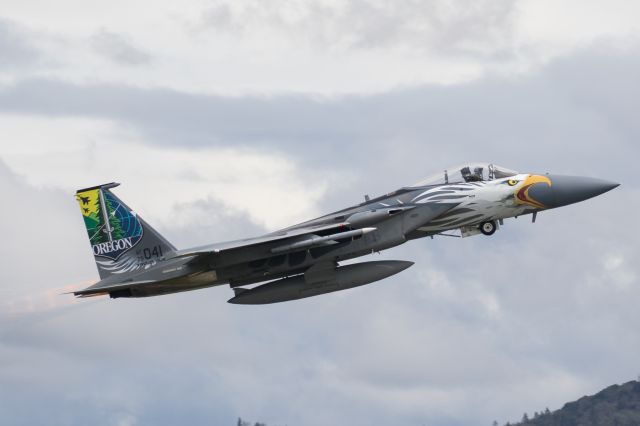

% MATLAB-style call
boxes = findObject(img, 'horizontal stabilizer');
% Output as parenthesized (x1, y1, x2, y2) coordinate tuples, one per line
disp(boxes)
(73, 280, 156, 297)
(233, 287, 249, 296)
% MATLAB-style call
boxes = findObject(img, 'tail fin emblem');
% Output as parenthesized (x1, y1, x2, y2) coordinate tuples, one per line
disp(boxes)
(76, 188, 143, 260)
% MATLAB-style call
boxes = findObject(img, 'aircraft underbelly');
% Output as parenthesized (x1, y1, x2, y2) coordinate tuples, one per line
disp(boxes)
(417, 201, 528, 233)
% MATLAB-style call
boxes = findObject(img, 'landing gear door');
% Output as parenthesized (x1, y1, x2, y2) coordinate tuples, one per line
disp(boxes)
(459, 226, 482, 238)
(459, 221, 500, 238)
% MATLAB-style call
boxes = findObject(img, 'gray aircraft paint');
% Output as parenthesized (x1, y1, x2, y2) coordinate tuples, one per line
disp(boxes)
(76, 183, 176, 280)
(72, 163, 619, 303)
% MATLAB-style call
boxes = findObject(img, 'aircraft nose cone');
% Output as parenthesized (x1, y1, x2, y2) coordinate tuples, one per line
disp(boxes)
(544, 175, 620, 208)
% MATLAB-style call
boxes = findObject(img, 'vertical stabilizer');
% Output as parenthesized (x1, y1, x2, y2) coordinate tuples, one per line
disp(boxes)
(75, 183, 176, 279)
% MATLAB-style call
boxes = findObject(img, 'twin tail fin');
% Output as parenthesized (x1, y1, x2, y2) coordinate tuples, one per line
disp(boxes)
(75, 183, 176, 279)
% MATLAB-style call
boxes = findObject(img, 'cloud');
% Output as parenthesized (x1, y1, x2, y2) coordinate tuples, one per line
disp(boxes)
(0, 150, 634, 426)
(0, 114, 330, 230)
(0, 162, 288, 425)
(0, 160, 96, 294)
(0, 19, 637, 426)
(201, 0, 518, 59)
(0, 43, 635, 193)
(0, 18, 42, 70)
(2, 0, 639, 95)
(91, 30, 151, 66)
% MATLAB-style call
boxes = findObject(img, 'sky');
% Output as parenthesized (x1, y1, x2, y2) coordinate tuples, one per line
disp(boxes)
(0, 1, 638, 425)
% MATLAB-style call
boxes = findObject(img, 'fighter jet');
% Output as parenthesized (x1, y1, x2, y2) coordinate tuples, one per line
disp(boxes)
(72, 163, 619, 304)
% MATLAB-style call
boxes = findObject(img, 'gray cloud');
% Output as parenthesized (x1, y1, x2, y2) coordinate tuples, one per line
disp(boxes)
(0, 18, 42, 70)
(0, 43, 634, 199)
(90, 30, 151, 66)
(0, 160, 274, 425)
(164, 196, 265, 247)
(201, 0, 518, 59)
(0, 159, 95, 293)
(0, 154, 635, 426)
(0, 42, 637, 426)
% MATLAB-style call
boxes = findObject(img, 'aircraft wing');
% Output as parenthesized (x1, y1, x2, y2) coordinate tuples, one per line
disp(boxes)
(169, 222, 355, 259)
(168, 202, 458, 263)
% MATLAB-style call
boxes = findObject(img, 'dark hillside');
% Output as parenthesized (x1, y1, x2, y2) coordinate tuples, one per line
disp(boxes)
(508, 380, 640, 426)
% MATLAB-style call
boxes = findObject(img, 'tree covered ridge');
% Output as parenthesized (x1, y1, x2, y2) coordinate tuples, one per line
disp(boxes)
(237, 418, 286, 426)
(506, 380, 640, 426)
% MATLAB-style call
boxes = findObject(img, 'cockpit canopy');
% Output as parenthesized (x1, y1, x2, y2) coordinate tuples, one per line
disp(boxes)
(412, 163, 519, 186)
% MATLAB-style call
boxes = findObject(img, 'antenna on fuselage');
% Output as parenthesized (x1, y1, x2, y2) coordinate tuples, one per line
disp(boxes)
(444, 170, 449, 184)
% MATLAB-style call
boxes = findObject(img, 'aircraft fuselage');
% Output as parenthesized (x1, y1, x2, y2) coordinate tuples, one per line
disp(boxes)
(72, 165, 619, 303)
